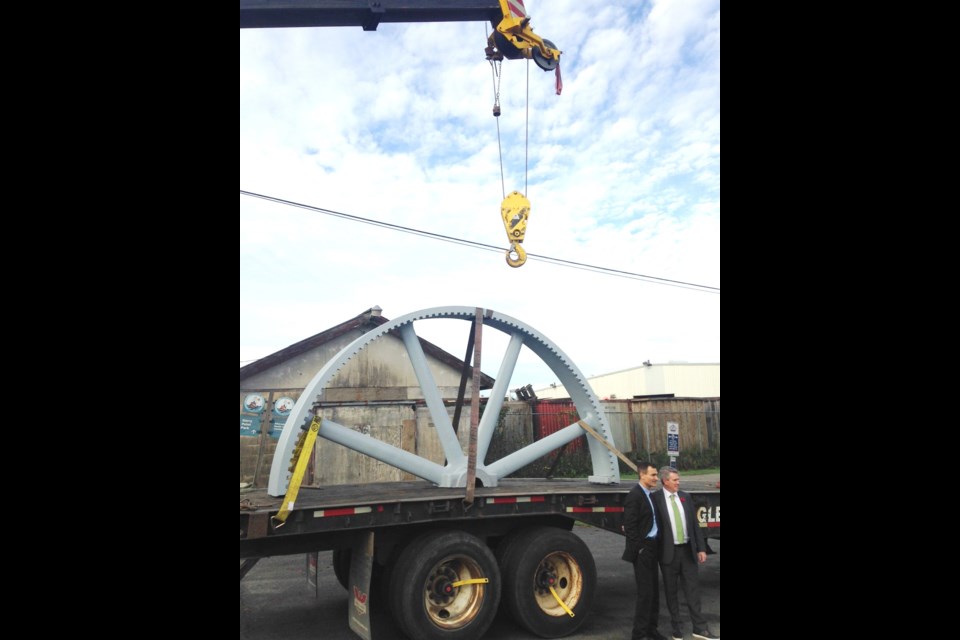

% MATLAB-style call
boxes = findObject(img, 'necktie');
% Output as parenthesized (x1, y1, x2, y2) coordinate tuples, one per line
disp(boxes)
(644, 490, 657, 538)
(670, 493, 684, 544)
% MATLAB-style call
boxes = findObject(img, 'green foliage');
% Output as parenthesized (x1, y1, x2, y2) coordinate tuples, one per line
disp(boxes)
(678, 446, 720, 471)
(505, 445, 721, 480)
(624, 450, 670, 472)
(624, 447, 720, 473)
(506, 438, 592, 479)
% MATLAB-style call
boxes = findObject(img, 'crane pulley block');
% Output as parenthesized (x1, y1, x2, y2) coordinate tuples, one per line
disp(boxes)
(486, 0, 561, 72)
(501, 190, 530, 268)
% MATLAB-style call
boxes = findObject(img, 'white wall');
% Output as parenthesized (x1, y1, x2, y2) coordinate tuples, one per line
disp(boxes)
(535, 363, 719, 399)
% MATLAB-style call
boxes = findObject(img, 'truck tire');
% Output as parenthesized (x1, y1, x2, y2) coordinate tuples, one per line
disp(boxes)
(387, 530, 501, 640)
(497, 527, 596, 638)
(333, 548, 351, 590)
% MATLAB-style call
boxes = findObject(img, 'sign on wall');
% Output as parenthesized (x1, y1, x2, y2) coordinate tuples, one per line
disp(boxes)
(666, 421, 680, 459)
(270, 396, 295, 439)
(240, 393, 265, 437)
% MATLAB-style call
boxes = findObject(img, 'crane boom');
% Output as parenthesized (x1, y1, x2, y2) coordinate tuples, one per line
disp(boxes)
(239, 0, 503, 30)
(239, 0, 560, 71)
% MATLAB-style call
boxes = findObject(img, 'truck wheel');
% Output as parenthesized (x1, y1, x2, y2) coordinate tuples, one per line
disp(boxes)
(332, 548, 350, 590)
(498, 527, 596, 638)
(388, 530, 501, 640)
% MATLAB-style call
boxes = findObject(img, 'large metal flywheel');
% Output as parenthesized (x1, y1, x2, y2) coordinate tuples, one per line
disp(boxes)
(268, 307, 620, 496)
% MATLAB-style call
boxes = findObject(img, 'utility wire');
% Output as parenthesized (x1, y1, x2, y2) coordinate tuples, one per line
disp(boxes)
(240, 190, 719, 293)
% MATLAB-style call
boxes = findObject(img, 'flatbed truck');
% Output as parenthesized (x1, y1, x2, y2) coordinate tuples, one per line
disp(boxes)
(240, 477, 719, 640)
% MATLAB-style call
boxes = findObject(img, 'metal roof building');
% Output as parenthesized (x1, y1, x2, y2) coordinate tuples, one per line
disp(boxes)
(534, 362, 720, 400)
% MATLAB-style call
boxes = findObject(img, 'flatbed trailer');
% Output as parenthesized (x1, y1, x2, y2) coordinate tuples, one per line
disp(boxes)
(239, 478, 719, 640)
(240, 478, 720, 558)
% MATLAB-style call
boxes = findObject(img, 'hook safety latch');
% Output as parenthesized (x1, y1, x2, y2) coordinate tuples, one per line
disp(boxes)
(501, 191, 530, 268)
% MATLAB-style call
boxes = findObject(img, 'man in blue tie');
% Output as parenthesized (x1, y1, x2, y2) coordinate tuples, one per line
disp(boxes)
(652, 466, 719, 640)
(622, 461, 667, 640)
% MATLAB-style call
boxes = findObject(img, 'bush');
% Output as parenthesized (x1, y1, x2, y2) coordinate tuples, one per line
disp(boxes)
(508, 446, 721, 479)
(677, 446, 720, 470)
(624, 447, 719, 473)
(625, 450, 667, 471)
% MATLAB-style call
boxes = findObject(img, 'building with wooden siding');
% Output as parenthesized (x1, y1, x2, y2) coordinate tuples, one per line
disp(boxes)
(239, 306, 494, 487)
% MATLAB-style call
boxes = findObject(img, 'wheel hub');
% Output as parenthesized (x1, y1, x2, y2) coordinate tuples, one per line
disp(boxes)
(537, 568, 557, 589)
(428, 566, 459, 604)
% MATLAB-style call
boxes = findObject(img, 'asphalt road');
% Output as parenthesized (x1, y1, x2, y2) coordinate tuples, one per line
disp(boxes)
(240, 525, 720, 640)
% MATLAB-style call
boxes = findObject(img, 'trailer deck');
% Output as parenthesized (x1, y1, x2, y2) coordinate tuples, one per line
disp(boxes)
(240, 478, 720, 558)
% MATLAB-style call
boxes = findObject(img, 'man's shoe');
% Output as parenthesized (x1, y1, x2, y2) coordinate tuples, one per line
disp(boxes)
(672, 630, 684, 640)
(649, 632, 669, 640)
(692, 630, 719, 640)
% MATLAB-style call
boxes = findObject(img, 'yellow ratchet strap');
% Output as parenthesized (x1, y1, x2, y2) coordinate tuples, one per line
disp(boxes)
(549, 585, 575, 617)
(271, 415, 323, 528)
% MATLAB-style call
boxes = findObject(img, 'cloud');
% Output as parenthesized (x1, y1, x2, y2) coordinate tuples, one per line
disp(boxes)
(240, 0, 720, 389)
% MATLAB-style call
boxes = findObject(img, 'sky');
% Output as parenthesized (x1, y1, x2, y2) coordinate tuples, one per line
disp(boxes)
(240, 0, 720, 395)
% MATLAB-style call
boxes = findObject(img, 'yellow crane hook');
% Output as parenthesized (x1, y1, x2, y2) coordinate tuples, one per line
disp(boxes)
(500, 191, 530, 267)
(507, 241, 526, 268)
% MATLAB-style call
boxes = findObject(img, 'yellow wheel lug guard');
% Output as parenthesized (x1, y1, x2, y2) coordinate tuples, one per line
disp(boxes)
(549, 585, 575, 617)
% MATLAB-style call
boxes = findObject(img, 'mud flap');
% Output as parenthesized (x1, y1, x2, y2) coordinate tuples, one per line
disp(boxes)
(348, 531, 375, 640)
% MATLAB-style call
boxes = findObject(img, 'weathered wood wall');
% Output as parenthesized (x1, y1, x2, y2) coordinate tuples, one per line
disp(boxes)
(239, 397, 720, 487)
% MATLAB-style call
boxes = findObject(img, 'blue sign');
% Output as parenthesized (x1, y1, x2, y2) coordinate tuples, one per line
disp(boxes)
(240, 415, 261, 437)
(666, 421, 680, 456)
(270, 416, 287, 439)
(270, 397, 294, 439)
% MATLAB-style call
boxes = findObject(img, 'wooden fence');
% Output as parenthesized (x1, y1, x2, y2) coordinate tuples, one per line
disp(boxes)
(240, 396, 720, 486)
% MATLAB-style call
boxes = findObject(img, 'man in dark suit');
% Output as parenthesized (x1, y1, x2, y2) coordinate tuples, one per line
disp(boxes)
(652, 466, 719, 640)
(622, 461, 668, 640)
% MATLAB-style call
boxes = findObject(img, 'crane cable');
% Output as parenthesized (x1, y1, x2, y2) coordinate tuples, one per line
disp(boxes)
(525, 58, 529, 195)
(487, 23, 532, 267)
(487, 23, 531, 199)
(488, 58, 531, 198)
(489, 58, 505, 199)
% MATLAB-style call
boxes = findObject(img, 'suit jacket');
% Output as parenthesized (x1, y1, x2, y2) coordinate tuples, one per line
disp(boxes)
(651, 488, 706, 564)
(621, 483, 659, 562)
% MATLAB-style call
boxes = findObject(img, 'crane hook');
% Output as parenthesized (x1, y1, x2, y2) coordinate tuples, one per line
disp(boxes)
(501, 191, 530, 268)
(506, 242, 527, 268)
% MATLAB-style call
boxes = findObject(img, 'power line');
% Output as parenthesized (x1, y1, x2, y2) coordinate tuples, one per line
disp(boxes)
(240, 190, 719, 293)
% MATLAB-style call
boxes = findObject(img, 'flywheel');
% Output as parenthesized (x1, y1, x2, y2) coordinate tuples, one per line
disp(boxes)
(268, 307, 620, 496)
